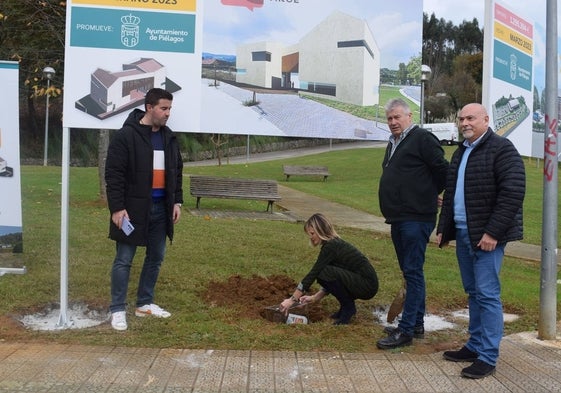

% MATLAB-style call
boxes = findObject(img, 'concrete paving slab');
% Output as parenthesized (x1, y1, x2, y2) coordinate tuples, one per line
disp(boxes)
(2, 336, 561, 392)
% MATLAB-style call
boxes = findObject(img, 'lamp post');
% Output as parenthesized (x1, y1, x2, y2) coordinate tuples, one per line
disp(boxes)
(43, 66, 55, 166)
(420, 64, 431, 128)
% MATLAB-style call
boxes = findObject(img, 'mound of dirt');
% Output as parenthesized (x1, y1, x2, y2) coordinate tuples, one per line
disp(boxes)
(201, 274, 329, 323)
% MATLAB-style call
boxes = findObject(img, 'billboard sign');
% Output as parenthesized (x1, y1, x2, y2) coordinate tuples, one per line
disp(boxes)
(483, 1, 534, 156)
(63, 0, 202, 132)
(63, 1, 423, 141)
(0, 61, 24, 269)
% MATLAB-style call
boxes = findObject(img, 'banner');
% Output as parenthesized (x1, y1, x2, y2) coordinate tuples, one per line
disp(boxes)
(63, 0, 423, 140)
(0, 61, 24, 270)
(482, 0, 535, 157)
(62, 0, 203, 132)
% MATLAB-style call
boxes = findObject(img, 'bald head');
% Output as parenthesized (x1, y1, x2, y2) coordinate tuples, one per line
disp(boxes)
(458, 103, 490, 143)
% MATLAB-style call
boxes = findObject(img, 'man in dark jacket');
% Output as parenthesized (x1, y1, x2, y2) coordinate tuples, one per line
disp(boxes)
(436, 103, 525, 379)
(377, 99, 449, 349)
(105, 88, 184, 331)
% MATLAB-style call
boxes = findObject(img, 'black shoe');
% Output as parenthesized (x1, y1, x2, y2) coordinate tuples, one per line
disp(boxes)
(383, 325, 425, 339)
(443, 346, 479, 362)
(461, 360, 496, 379)
(333, 303, 356, 325)
(376, 329, 413, 349)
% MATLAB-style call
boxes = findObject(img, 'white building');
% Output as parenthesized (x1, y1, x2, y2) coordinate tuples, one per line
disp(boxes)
(89, 58, 167, 115)
(235, 11, 380, 106)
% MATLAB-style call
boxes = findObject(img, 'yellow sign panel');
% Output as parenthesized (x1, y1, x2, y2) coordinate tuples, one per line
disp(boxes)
(71, 0, 196, 12)
(494, 21, 532, 55)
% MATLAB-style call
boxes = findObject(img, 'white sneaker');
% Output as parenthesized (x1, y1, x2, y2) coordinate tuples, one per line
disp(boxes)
(135, 304, 171, 318)
(111, 311, 127, 331)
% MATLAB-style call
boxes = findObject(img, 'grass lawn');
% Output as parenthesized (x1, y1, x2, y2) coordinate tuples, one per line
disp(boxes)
(0, 147, 559, 353)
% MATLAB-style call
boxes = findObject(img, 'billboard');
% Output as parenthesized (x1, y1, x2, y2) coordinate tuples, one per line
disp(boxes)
(63, 0, 423, 141)
(0, 61, 24, 269)
(63, 0, 202, 132)
(482, 1, 534, 157)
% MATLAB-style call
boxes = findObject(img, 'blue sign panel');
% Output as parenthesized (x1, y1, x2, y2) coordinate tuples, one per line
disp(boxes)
(493, 39, 532, 91)
(70, 7, 195, 53)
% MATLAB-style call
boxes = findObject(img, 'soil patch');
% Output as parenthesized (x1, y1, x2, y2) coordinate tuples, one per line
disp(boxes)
(201, 274, 330, 322)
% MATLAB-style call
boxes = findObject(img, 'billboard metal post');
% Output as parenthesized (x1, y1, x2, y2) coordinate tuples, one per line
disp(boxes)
(538, 0, 558, 340)
(57, 126, 72, 329)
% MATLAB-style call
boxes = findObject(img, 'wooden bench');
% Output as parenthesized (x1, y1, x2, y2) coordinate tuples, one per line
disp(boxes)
(283, 165, 330, 182)
(189, 175, 281, 213)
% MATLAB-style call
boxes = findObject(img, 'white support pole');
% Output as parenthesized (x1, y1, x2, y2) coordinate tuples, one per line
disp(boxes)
(0, 267, 27, 276)
(57, 126, 72, 329)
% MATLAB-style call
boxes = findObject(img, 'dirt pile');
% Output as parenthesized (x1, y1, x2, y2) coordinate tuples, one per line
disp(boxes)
(201, 274, 329, 322)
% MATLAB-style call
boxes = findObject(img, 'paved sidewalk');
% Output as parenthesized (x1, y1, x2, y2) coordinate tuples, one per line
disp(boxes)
(1, 333, 561, 392)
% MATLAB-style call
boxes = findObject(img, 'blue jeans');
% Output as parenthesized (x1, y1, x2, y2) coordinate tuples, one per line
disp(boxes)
(110, 200, 167, 313)
(455, 228, 505, 366)
(390, 221, 434, 336)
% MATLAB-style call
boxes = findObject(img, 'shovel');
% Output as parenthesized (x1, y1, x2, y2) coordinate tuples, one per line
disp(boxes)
(387, 279, 406, 323)
(262, 303, 308, 323)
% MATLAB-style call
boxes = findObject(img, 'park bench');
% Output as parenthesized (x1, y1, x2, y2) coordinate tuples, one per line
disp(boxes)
(189, 175, 281, 213)
(282, 165, 330, 182)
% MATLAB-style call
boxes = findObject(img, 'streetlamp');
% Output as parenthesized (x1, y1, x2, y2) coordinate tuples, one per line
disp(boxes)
(420, 64, 431, 128)
(43, 66, 55, 166)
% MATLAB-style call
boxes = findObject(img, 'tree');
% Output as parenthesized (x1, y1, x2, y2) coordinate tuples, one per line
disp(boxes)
(98, 130, 110, 202)
(406, 54, 422, 85)
(455, 19, 484, 55)
(422, 13, 455, 83)
(0, 0, 65, 153)
(396, 63, 408, 85)
(422, 12, 483, 120)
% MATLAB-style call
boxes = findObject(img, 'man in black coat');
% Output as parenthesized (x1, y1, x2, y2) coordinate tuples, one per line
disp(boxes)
(105, 88, 184, 331)
(436, 103, 525, 379)
(377, 98, 449, 349)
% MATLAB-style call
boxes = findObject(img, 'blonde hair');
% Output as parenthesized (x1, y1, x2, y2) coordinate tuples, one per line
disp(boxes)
(304, 213, 339, 242)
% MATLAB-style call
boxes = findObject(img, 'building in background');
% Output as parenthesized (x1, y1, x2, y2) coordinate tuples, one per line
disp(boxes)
(236, 11, 380, 107)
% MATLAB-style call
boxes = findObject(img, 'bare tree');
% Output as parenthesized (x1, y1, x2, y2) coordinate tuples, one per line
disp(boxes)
(98, 129, 110, 202)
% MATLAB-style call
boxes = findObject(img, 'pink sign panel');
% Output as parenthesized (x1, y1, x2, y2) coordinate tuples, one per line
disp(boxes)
(221, 0, 263, 11)
(494, 2, 533, 38)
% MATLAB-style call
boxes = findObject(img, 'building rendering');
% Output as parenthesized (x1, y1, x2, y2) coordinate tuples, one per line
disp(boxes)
(75, 58, 179, 119)
(235, 11, 380, 106)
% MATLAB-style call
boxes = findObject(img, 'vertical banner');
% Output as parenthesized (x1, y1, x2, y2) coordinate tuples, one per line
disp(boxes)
(62, 0, 203, 132)
(0, 61, 24, 270)
(482, 0, 534, 156)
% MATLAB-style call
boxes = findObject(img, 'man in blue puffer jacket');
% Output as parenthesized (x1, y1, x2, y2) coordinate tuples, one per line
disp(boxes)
(105, 88, 184, 331)
(437, 103, 525, 379)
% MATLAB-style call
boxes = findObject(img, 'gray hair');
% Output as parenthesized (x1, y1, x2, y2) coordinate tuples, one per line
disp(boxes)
(384, 98, 411, 115)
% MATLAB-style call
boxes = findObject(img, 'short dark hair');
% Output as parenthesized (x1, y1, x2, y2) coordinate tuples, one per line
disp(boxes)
(144, 88, 173, 108)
